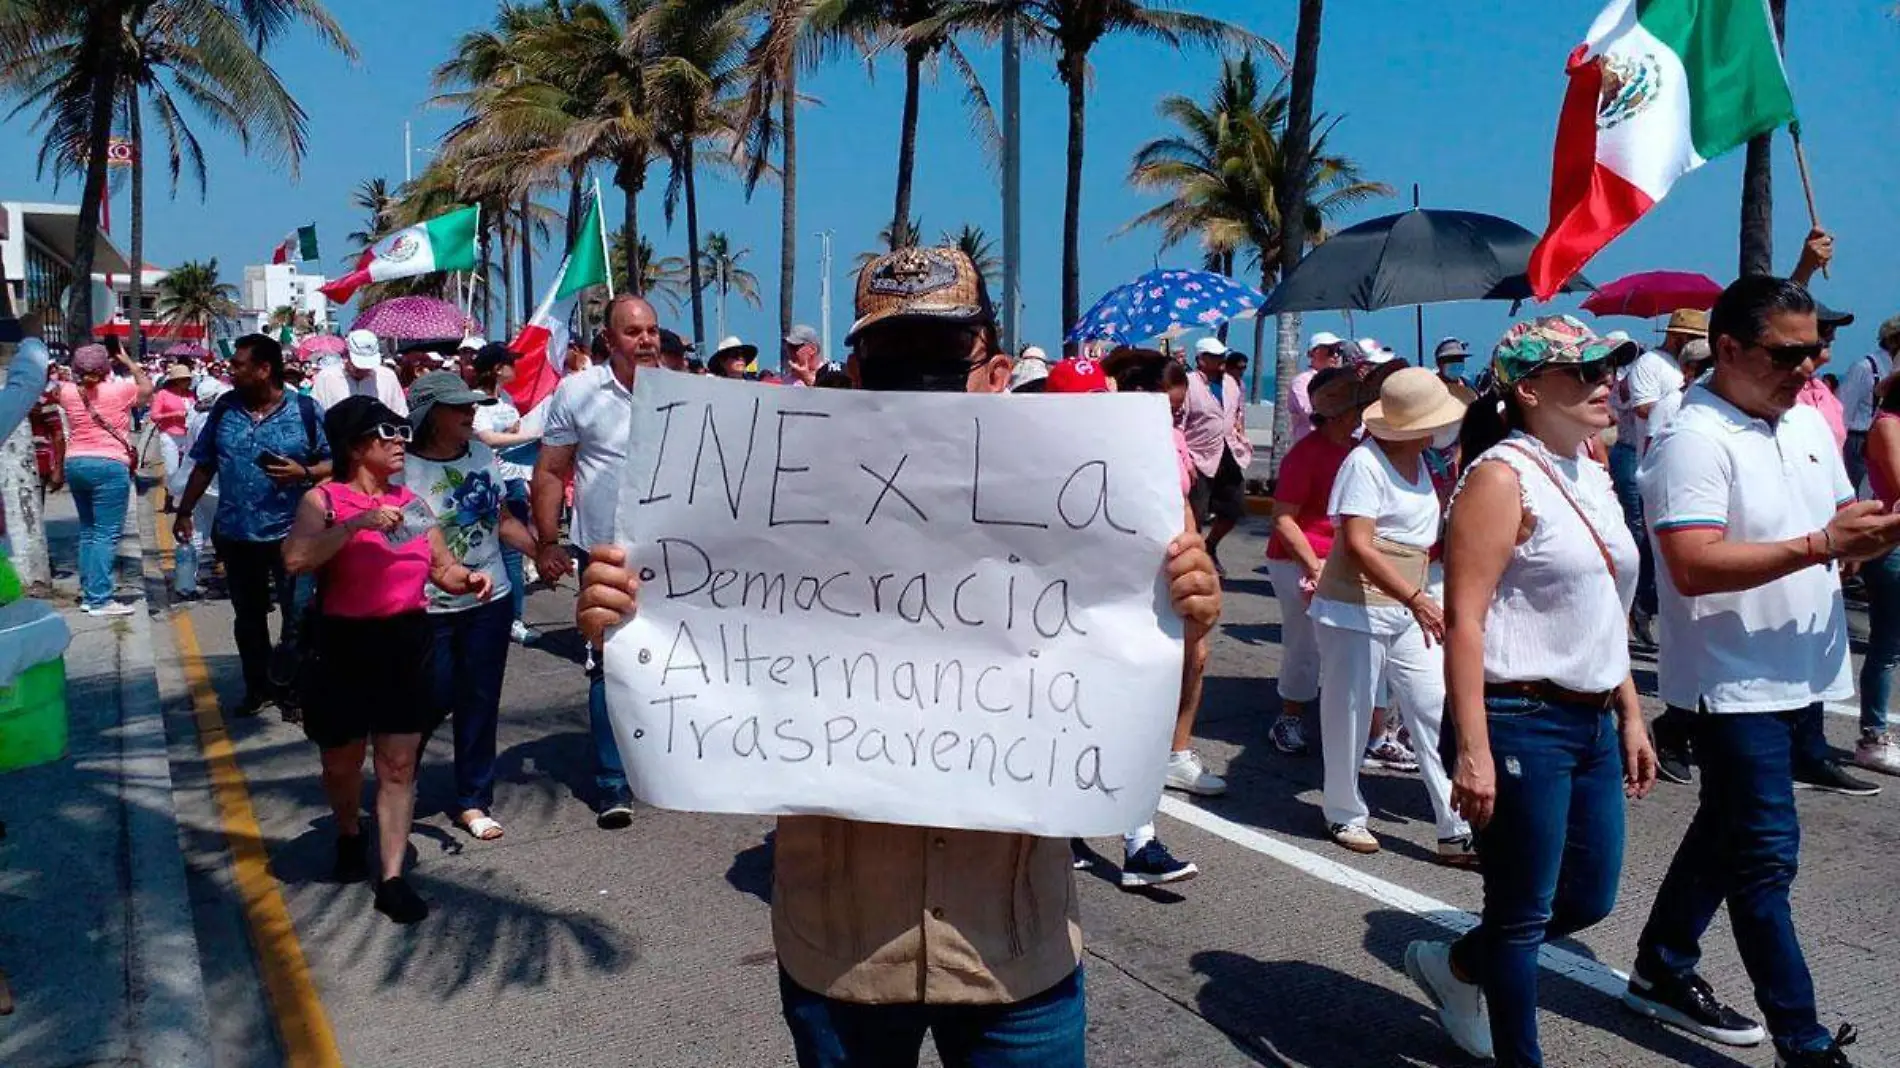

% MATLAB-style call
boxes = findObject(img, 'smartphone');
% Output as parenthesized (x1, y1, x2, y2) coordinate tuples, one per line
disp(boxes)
(255, 450, 290, 470)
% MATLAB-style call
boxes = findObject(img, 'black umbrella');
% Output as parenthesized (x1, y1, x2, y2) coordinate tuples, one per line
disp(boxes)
(1263, 207, 1594, 315)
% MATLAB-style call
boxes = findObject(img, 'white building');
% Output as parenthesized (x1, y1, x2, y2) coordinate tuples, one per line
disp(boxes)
(242, 262, 329, 334)
(1, 200, 132, 337)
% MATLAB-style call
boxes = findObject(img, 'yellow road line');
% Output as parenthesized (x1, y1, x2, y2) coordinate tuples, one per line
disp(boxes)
(159, 517, 342, 1067)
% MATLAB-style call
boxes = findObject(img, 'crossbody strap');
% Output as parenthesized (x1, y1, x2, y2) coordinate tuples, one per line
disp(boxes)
(79, 388, 137, 464)
(1501, 441, 1617, 579)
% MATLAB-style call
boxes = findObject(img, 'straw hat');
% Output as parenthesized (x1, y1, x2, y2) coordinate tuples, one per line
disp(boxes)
(1363, 367, 1468, 441)
(163, 363, 193, 384)
(1663, 309, 1709, 339)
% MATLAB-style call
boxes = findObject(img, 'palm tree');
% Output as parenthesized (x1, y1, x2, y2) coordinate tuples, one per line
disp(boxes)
(852, 216, 925, 271)
(1, 0, 354, 346)
(943, 223, 1000, 284)
(738, 0, 824, 342)
(1268, 0, 1324, 468)
(345, 177, 397, 260)
(609, 230, 693, 315)
(931, 1, 1272, 350)
(157, 257, 239, 338)
(697, 231, 763, 340)
(1739, 0, 1786, 276)
(1123, 54, 1386, 398)
(634, 0, 751, 350)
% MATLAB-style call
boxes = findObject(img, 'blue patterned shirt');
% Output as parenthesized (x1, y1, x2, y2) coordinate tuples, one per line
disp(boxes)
(188, 391, 331, 543)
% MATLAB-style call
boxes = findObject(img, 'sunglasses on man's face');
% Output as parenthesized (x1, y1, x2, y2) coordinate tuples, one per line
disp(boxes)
(1754, 342, 1826, 369)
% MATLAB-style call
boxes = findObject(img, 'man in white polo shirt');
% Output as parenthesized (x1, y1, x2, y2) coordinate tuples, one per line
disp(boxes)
(1626, 276, 1898, 1068)
(532, 294, 661, 828)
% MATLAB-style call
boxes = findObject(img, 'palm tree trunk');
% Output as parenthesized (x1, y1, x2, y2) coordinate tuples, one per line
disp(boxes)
(619, 159, 644, 297)
(500, 225, 516, 337)
(1271, 0, 1325, 474)
(518, 195, 534, 323)
(1252, 267, 1273, 404)
(566, 168, 584, 250)
(1739, 0, 1786, 276)
(684, 147, 707, 349)
(892, 48, 923, 249)
(66, 7, 122, 347)
(478, 223, 494, 335)
(779, 67, 798, 340)
(1060, 53, 1087, 354)
(128, 86, 145, 361)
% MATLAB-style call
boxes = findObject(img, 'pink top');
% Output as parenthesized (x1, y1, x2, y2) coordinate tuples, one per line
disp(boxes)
(1173, 428, 1194, 497)
(317, 484, 432, 619)
(149, 388, 191, 437)
(57, 379, 141, 464)
(1180, 369, 1255, 477)
(1796, 377, 1846, 450)
(1284, 368, 1318, 448)
(1868, 412, 1900, 507)
(1266, 431, 1353, 562)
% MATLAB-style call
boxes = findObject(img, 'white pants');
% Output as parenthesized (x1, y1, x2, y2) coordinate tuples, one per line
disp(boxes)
(1266, 559, 1321, 704)
(1314, 620, 1467, 839)
(158, 431, 185, 482)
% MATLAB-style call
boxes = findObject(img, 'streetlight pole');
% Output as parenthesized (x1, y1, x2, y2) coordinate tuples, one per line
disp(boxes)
(1001, 19, 1022, 353)
(404, 121, 413, 184)
(817, 229, 834, 366)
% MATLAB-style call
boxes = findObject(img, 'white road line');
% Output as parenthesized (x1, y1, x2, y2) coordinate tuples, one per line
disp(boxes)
(1156, 795, 1632, 998)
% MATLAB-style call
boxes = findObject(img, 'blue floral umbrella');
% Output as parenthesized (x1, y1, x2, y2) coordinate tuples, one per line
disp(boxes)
(1065, 268, 1268, 345)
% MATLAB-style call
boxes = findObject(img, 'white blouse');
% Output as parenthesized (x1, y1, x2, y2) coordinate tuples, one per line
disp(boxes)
(1460, 433, 1639, 694)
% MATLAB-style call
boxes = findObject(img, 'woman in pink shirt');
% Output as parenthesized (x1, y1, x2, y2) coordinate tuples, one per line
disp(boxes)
(283, 396, 491, 924)
(56, 343, 151, 614)
(148, 364, 194, 491)
(1853, 380, 1900, 776)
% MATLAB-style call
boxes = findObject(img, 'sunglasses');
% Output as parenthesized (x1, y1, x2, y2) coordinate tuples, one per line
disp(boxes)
(364, 422, 413, 443)
(1755, 342, 1826, 369)
(1533, 359, 1615, 387)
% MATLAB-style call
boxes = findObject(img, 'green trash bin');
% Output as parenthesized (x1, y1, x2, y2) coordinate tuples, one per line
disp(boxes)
(0, 599, 72, 774)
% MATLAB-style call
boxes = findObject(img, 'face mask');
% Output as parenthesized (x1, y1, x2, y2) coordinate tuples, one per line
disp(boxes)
(1440, 362, 1465, 379)
(1431, 425, 1461, 450)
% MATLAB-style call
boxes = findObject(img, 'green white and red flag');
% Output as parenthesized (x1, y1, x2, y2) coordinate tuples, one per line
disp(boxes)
(272, 224, 319, 264)
(320, 205, 480, 304)
(1527, 0, 1796, 300)
(505, 186, 611, 413)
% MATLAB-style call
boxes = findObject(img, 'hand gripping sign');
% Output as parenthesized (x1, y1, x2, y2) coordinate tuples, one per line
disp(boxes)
(603, 370, 1186, 837)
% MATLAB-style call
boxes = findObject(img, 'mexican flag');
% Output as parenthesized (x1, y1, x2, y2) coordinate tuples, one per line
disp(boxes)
(1527, 0, 1795, 300)
(272, 225, 319, 264)
(319, 205, 481, 304)
(505, 188, 611, 414)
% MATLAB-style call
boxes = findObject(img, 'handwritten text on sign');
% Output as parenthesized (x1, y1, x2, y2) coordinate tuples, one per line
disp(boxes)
(602, 370, 1185, 837)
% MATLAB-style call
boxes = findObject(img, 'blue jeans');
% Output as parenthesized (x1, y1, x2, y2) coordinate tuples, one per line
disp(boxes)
(1607, 443, 1657, 617)
(64, 456, 130, 607)
(586, 655, 627, 795)
(430, 598, 513, 812)
(779, 967, 1086, 1068)
(501, 480, 529, 625)
(1449, 697, 1625, 1068)
(1634, 707, 1830, 1055)
(1859, 550, 1900, 736)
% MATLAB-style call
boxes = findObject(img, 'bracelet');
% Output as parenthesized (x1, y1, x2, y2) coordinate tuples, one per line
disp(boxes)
(1821, 528, 1836, 561)
(1405, 588, 1423, 607)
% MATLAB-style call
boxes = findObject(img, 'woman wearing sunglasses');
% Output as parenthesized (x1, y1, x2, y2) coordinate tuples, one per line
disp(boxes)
(283, 396, 492, 924)
(1403, 316, 1658, 1065)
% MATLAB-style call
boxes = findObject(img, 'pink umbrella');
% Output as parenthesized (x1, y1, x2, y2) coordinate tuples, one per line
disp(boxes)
(296, 334, 347, 359)
(1580, 271, 1722, 320)
(162, 342, 206, 359)
(351, 296, 470, 340)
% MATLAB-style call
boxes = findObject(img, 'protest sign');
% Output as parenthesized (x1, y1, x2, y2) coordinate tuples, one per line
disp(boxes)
(602, 370, 1186, 837)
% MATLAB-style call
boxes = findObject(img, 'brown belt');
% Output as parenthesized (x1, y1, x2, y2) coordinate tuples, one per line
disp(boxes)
(1484, 680, 1616, 710)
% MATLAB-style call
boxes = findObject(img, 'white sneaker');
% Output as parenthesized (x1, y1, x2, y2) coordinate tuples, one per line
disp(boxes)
(1854, 733, 1900, 777)
(1328, 822, 1380, 854)
(85, 602, 136, 618)
(1164, 751, 1227, 796)
(509, 620, 541, 645)
(1404, 941, 1494, 1060)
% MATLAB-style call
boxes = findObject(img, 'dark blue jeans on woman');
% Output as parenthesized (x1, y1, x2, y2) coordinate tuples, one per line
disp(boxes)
(1448, 696, 1625, 1068)
(64, 456, 131, 608)
(1859, 550, 1900, 736)
(779, 966, 1085, 1068)
(429, 598, 513, 813)
(501, 479, 530, 625)
(1633, 707, 1831, 1056)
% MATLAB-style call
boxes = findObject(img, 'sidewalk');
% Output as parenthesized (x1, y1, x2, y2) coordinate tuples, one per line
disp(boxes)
(0, 482, 211, 1067)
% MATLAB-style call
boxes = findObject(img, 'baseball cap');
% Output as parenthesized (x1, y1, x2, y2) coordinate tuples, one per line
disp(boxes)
(471, 342, 517, 375)
(660, 329, 691, 358)
(1044, 357, 1110, 394)
(345, 328, 381, 370)
(784, 324, 821, 348)
(1309, 331, 1342, 350)
(846, 246, 994, 343)
(1008, 354, 1051, 392)
(457, 335, 486, 352)
(1816, 301, 1854, 328)
(406, 369, 494, 433)
(1492, 314, 1639, 388)
(1194, 337, 1230, 358)
(1433, 338, 1471, 363)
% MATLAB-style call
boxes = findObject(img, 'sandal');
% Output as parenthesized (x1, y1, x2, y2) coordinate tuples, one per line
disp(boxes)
(460, 813, 504, 841)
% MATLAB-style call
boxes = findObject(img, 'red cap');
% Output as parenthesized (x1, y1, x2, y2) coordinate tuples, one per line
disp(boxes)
(1044, 357, 1110, 394)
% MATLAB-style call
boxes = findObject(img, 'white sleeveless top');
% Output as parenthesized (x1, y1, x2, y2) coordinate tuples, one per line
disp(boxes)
(1458, 432, 1639, 693)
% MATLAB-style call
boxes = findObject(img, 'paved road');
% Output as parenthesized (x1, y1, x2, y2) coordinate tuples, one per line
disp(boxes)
(150, 502, 1898, 1068)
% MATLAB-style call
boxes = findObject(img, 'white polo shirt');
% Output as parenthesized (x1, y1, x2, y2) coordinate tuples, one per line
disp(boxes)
(1638, 384, 1855, 714)
(542, 362, 632, 551)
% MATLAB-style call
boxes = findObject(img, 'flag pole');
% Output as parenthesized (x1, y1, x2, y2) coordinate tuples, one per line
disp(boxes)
(594, 178, 614, 300)
(1789, 122, 1828, 280)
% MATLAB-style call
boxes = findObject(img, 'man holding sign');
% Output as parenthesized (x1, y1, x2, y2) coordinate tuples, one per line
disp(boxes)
(576, 247, 1220, 1066)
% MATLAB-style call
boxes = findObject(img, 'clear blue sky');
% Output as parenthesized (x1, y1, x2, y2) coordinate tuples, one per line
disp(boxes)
(4, 0, 1894, 377)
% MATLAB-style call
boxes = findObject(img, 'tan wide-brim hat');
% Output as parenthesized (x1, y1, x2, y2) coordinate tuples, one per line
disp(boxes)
(1663, 308, 1709, 338)
(1363, 367, 1468, 442)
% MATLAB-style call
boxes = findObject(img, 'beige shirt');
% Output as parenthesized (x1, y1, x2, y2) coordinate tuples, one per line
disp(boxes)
(772, 816, 1081, 1005)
